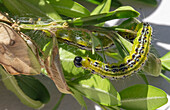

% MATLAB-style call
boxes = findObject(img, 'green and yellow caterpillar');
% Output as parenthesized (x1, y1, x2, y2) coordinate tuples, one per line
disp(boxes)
(74, 23, 152, 79)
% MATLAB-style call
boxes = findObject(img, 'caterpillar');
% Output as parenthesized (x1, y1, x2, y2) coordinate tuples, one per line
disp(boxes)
(19, 22, 137, 51)
(55, 27, 138, 51)
(74, 23, 152, 79)
(55, 27, 114, 51)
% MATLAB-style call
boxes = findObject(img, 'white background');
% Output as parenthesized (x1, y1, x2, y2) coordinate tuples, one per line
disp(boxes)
(0, 0, 170, 110)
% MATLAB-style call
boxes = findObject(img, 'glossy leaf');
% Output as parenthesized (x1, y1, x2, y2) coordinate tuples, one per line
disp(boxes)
(91, 0, 111, 15)
(14, 75, 50, 103)
(119, 84, 168, 110)
(91, 0, 111, 26)
(2, 0, 62, 21)
(69, 74, 121, 106)
(160, 52, 170, 71)
(68, 6, 140, 26)
(0, 66, 44, 108)
(48, 0, 90, 18)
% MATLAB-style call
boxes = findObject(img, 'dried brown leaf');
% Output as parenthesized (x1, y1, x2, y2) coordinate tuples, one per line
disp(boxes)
(0, 22, 41, 75)
(44, 37, 71, 94)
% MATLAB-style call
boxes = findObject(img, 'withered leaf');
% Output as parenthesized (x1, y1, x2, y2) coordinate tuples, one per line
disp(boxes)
(44, 37, 71, 94)
(0, 12, 12, 24)
(0, 22, 41, 75)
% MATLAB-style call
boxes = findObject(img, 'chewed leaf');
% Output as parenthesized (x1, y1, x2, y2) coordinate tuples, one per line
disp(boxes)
(68, 6, 140, 26)
(142, 53, 162, 76)
(0, 23, 41, 75)
(119, 84, 167, 110)
(0, 66, 44, 108)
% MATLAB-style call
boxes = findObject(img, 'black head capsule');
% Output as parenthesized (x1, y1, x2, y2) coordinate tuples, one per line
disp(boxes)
(74, 56, 83, 67)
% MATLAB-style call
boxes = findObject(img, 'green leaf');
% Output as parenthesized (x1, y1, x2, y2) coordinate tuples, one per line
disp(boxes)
(25, 30, 52, 51)
(91, 0, 111, 26)
(14, 75, 50, 103)
(59, 43, 87, 79)
(91, 35, 101, 54)
(48, 0, 90, 18)
(160, 52, 170, 71)
(84, 0, 122, 8)
(115, 32, 133, 53)
(160, 73, 170, 83)
(91, 0, 111, 15)
(69, 74, 121, 106)
(2, 0, 62, 21)
(83, 0, 102, 4)
(117, 18, 139, 30)
(70, 87, 87, 108)
(119, 84, 168, 110)
(52, 94, 65, 110)
(143, 53, 162, 76)
(59, 43, 102, 79)
(0, 66, 44, 108)
(68, 6, 140, 26)
(42, 39, 53, 59)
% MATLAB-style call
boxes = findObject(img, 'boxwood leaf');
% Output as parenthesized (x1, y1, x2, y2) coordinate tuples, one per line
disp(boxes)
(119, 84, 168, 110)
(68, 6, 140, 26)
(160, 52, 170, 71)
(91, 0, 111, 15)
(69, 74, 121, 106)
(2, 0, 62, 21)
(14, 75, 50, 103)
(0, 66, 44, 108)
(48, 0, 90, 18)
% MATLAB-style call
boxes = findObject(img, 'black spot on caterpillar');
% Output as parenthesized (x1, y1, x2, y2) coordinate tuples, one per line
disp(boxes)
(74, 23, 152, 79)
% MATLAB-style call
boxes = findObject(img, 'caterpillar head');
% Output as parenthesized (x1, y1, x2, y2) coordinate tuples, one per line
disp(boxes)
(74, 56, 83, 67)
